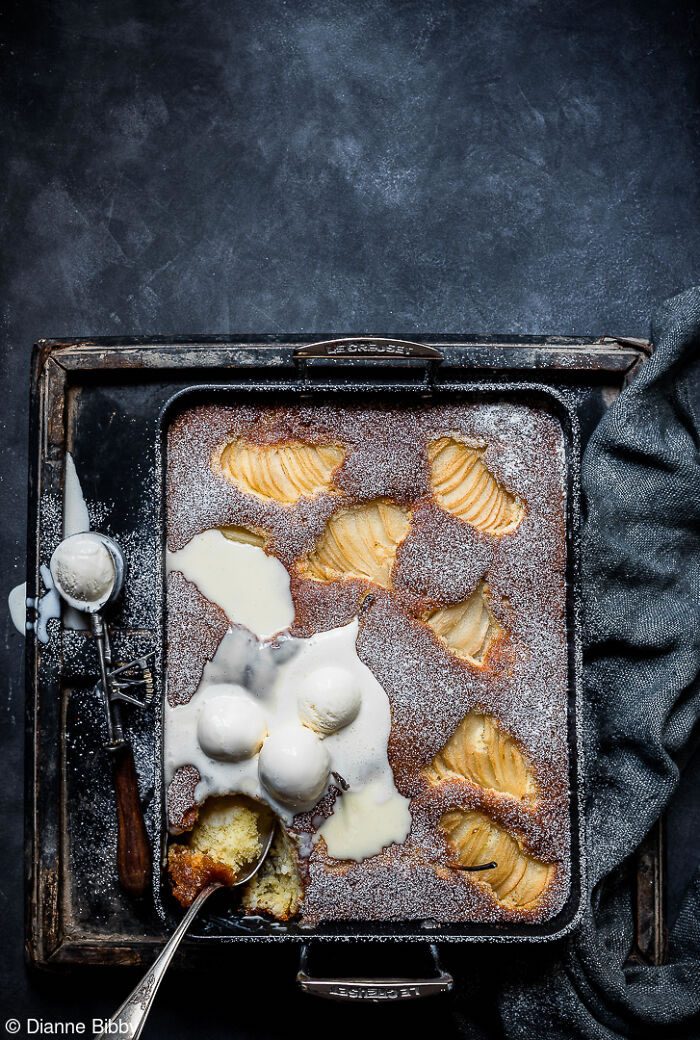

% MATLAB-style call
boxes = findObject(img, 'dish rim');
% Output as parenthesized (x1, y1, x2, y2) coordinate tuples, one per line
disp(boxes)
(156, 379, 585, 944)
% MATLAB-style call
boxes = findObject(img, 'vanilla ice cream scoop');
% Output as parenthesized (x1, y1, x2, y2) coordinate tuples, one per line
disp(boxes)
(197, 686, 267, 762)
(297, 665, 362, 735)
(50, 532, 116, 607)
(258, 724, 330, 810)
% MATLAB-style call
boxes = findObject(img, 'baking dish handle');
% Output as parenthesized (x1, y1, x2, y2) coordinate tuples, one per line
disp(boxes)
(297, 943, 453, 1001)
(293, 337, 444, 362)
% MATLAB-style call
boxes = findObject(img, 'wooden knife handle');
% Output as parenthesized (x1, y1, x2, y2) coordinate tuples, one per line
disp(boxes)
(112, 743, 152, 897)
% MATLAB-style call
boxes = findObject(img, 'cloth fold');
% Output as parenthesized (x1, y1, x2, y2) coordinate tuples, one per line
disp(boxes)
(453, 287, 700, 1038)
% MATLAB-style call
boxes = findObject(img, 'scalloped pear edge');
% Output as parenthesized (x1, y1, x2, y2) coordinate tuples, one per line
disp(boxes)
(423, 581, 501, 667)
(298, 499, 411, 588)
(424, 710, 538, 802)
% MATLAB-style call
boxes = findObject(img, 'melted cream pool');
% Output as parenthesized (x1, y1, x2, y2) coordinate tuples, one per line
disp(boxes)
(167, 530, 293, 638)
(318, 777, 412, 861)
(166, 533, 411, 861)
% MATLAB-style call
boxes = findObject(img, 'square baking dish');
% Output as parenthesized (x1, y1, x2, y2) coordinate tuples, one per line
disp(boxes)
(157, 377, 582, 943)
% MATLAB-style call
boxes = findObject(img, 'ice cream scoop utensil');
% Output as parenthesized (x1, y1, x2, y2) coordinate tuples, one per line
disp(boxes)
(50, 533, 126, 744)
(50, 533, 152, 896)
(96, 814, 277, 1040)
(50, 531, 124, 613)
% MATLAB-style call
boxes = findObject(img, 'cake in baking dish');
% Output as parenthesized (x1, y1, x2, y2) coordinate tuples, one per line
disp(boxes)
(165, 401, 571, 925)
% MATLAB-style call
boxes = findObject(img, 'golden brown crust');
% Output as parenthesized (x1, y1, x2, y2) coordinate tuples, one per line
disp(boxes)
(168, 844, 237, 907)
(166, 571, 229, 707)
(166, 765, 202, 833)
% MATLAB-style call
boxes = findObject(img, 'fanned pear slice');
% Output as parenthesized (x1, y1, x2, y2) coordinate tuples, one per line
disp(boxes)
(424, 711, 538, 802)
(218, 440, 346, 504)
(299, 499, 411, 588)
(428, 436, 524, 536)
(424, 582, 500, 666)
(440, 809, 554, 909)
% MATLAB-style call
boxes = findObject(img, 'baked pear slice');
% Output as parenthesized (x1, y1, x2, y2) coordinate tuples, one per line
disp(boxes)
(299, 499, 411, 588)
(440, 809, 553, 908)
(423, 582, 500, 666)
(218, 440, 345, 504)
(428, 436, 524, 536)
(425, 711, 538, 803)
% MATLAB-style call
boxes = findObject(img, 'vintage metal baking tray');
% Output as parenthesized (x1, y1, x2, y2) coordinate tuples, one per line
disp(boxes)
(26, 334, 649, 969)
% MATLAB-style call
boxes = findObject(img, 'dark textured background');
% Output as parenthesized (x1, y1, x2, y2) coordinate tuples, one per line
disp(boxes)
(1, 0, 698, 1036)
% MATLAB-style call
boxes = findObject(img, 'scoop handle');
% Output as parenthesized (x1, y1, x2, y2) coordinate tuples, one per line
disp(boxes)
(112, 742, 152, 896)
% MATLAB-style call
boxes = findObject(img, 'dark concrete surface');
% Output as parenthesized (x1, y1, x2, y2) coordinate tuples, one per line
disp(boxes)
(1, 1, 698, 1036)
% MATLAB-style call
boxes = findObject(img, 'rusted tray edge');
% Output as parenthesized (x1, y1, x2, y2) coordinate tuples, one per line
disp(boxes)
(35, 335, 647, 375)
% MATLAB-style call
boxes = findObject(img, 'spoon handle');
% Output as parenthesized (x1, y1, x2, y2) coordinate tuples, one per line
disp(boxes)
(95, 884, 221, 1040)
(90, 613, 152, 895)
(112, 742, 152, 896)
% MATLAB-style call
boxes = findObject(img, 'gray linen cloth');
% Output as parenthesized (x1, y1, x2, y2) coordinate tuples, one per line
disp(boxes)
(451, 287, 700, 1038)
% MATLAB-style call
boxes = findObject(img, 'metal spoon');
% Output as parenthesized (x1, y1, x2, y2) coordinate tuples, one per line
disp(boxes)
(50, 532, 152, 895)
(96, 816, 277, 1040)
